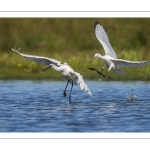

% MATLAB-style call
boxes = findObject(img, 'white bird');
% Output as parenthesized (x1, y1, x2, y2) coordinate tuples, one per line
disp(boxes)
(89, 21, 150, 77)
(12, 47, 93, 103)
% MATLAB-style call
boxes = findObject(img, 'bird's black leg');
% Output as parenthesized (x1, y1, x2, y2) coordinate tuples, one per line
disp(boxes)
(89, 67, 107, 77)
(64, 80, 69, 97)
(69, 81, 73, 103)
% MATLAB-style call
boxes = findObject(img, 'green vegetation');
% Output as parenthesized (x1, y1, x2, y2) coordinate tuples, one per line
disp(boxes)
(0, 18, 150, 81)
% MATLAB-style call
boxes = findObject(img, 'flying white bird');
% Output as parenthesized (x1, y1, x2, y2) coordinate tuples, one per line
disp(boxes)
(89, 21, 150, 77)
(12, 47, 93, 103)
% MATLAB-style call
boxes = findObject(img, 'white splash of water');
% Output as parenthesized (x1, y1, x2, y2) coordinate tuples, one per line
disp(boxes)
(127, 88, 138, 101)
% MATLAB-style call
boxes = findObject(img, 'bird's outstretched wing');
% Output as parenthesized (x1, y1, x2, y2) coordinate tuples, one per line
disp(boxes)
(12, 47, 61, 66)
(94, 21, 117, 59)
(112, 58, 150, 67)
(74, 72, 93, 98)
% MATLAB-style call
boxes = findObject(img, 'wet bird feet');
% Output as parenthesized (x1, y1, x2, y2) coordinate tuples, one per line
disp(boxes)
(63, 91, 67, 97)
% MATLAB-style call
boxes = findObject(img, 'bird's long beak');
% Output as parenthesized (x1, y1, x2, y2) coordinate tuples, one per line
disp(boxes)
(41, 66, 51, 73)
(89, 57, 95, 63)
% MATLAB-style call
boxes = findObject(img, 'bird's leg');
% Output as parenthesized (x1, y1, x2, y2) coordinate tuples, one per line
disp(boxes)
(97, 68, 107, 77)
(41, 66, 51, 72)
(103, 71, 108, 77)
(100, 67, 108, 77)
(101, 67, 104, 73)
(69, 81, 73, 103)
(88, 67, 106, 77)
(64, 80, 69, 97)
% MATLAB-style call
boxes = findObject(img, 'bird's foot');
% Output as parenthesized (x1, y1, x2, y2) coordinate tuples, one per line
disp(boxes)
(69, 95, 72, 103)
(63, 91, 67, 97)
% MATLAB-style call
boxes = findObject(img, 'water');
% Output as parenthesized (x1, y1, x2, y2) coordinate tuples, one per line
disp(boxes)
(0, 80, 150, 132)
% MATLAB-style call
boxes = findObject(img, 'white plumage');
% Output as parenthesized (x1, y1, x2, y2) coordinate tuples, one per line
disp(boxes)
(89, 21, 150, 76)
(12, 48, 93, 102)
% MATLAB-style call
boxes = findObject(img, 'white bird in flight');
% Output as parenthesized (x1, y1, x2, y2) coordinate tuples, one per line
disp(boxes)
(89, 21, 150, 77)
(12, 47, 93, 103)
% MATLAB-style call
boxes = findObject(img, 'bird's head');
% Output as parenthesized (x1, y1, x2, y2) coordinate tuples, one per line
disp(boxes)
(89, 53, 100, 62)
(94, 53, 100, 58)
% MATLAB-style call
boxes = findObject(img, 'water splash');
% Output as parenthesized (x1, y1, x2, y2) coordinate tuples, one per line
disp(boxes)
(140, 76, 148, 82)
(127, 88, 137, 101)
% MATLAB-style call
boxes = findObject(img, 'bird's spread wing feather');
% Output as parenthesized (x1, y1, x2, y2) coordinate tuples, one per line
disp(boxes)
(12, 48, 61, 66)
(94, 21, 117, 58)
(112, 59, 150, 67)
(74, 72, 93, 97)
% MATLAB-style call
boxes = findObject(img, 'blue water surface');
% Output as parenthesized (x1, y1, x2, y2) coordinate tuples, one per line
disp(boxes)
(0, 80, 150, 132)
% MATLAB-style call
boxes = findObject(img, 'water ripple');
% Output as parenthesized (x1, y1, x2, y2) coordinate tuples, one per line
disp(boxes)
(0, 80, 150, 132)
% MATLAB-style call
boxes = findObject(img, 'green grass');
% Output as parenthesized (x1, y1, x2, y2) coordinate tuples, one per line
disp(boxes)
(1, 18, 150, 81)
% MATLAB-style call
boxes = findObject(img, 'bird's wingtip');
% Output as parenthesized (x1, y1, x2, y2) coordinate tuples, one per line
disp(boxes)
(11, 47, 16, 51)
(11, 47, 21, 53)
(90, 94, 94, 98)
(94, 21, 101, 29)
(87, 91, 94, 98)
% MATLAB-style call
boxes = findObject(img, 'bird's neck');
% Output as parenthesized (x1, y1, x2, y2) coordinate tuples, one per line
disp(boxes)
(97, 54, 105, 60)
(52, 65, 63, 72)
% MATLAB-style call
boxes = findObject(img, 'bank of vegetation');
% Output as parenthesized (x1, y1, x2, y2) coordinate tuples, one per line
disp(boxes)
(0, 18, 150, 81)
